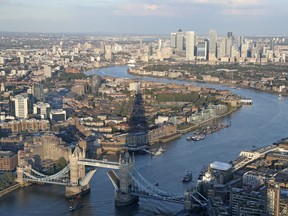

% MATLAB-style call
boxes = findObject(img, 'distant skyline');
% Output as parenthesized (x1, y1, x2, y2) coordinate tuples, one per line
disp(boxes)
(0, 0, 288, 36)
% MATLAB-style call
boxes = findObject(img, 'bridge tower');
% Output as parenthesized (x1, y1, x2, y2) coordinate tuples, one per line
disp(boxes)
(65, 145, 88, 198)
(115, 152, 138, 206)
(184, 190, 193, 211)
(16, 164, 31, 186)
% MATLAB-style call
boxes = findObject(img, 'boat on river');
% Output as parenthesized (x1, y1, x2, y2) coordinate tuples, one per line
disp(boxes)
(154, 147, 166, 156)
(187, 135, 205, 141)
(186, 136, 193, 141)
(69, 195, 84, 212)
(279, 94, 284, 100)
(191, 134, 205, 141)
(182, 171, 192, 183)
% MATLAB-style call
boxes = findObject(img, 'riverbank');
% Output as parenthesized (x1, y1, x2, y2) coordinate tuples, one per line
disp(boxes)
(128, 68, 287, 96)
(0, 184, 20, 199)
(150, 133, 182, 145)
(177, 106, 239, 134)
(4, 65, 288, 216)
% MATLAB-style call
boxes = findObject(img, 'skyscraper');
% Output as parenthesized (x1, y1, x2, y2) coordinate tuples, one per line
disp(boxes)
(158, 38, 162, 51)
(196, 39, 208, 60)
(176, 29, 184, 50)
(209, 30, 217, 58)
(226, 32, 233, 57)
(227, 32, 233, 39)
(186, 31, 195, 60)
(217, 39, 226, 59)
(170, 33, 176, 48)
(241, 41, 249, 58)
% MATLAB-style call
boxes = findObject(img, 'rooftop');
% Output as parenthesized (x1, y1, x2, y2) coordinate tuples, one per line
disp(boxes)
(210, 161, 232, 171)
(0, 151, 16, 158)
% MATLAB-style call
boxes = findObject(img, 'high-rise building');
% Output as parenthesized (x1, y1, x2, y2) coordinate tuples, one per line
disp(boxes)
(227, 32, 233, 39)
(32, 83, 44, 102)
(209, 30, 217, 57)
(217, 39, 226, 59)
(226, 32, 233, 57)
(241, 41, 249, 58)
(89, 75, 101, 95)
(176, 29, 184, 50)
(270, 38, 276, 51)
(10, 94, 33, 119)
(231, 45, 240, 59)
(196, 39, 208, 60)
(186, 31, 195, 60)
(104, 45, 112, 60)
(266, 178, 280, 216)
(236, 36, 244, 49)
(170, 33, 176, 48)
(158, 38, 162, 51)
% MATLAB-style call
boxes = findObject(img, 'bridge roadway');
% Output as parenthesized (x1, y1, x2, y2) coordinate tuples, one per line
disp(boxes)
(77, 159, 120, 169)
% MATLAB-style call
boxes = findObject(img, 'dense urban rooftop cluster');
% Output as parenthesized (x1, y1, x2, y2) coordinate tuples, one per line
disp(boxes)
(0, 31, 288, 215)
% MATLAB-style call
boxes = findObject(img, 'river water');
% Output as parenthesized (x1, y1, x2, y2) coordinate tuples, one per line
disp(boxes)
(1, 66, 288, 216)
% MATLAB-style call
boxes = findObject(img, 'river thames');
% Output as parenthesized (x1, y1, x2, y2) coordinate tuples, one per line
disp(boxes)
(1, 66, 288, 216)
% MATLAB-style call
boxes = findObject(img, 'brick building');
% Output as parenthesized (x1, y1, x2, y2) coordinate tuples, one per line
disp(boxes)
(0, 119, 50, 133)
(0, 151, 18, 171)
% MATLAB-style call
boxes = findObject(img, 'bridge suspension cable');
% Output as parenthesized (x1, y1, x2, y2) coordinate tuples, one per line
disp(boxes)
(128, 169, 184, 203)
(133, 169, 183, 198)
(21, 164, 70, 184)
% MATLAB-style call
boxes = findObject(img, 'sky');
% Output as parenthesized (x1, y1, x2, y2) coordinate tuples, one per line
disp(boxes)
(0, 0, 288, 36)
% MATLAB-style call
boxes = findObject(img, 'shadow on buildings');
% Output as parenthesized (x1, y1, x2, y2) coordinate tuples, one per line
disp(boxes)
(126, 92, 149, 151)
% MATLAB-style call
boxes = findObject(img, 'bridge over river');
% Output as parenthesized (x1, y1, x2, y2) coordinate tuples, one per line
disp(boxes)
(16, 146, 207, 211)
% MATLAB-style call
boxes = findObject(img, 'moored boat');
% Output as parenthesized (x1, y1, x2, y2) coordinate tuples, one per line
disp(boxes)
(186, 136, 193, 141)
(153, 147, 166, 156)
(191, 134, 205, 141)
(279, 94, 284, 100)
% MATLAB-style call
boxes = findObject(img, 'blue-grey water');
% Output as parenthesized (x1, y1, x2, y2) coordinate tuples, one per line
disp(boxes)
(1, 65, 288, 216)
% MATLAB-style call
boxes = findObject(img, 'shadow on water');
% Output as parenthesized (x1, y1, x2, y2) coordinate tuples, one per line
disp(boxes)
(115, 202, 139, 216)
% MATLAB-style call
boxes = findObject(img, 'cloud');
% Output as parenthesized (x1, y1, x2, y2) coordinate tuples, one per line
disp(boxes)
(0, 0, 10, 4)
(113, 3, 177, 16)
(222, 8, 266, 16)
(111, 0, 270, 17)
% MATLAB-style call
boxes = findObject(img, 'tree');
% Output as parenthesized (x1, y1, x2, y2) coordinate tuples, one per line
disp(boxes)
(0, 172, 15, 190)
(54, 157, 67, 172)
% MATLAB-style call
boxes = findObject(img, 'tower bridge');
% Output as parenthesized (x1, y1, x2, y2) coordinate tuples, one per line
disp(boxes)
(16, 146, 206, 211)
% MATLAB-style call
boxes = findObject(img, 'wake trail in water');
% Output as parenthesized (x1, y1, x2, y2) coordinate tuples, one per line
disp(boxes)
(258, 98, 282, 129)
